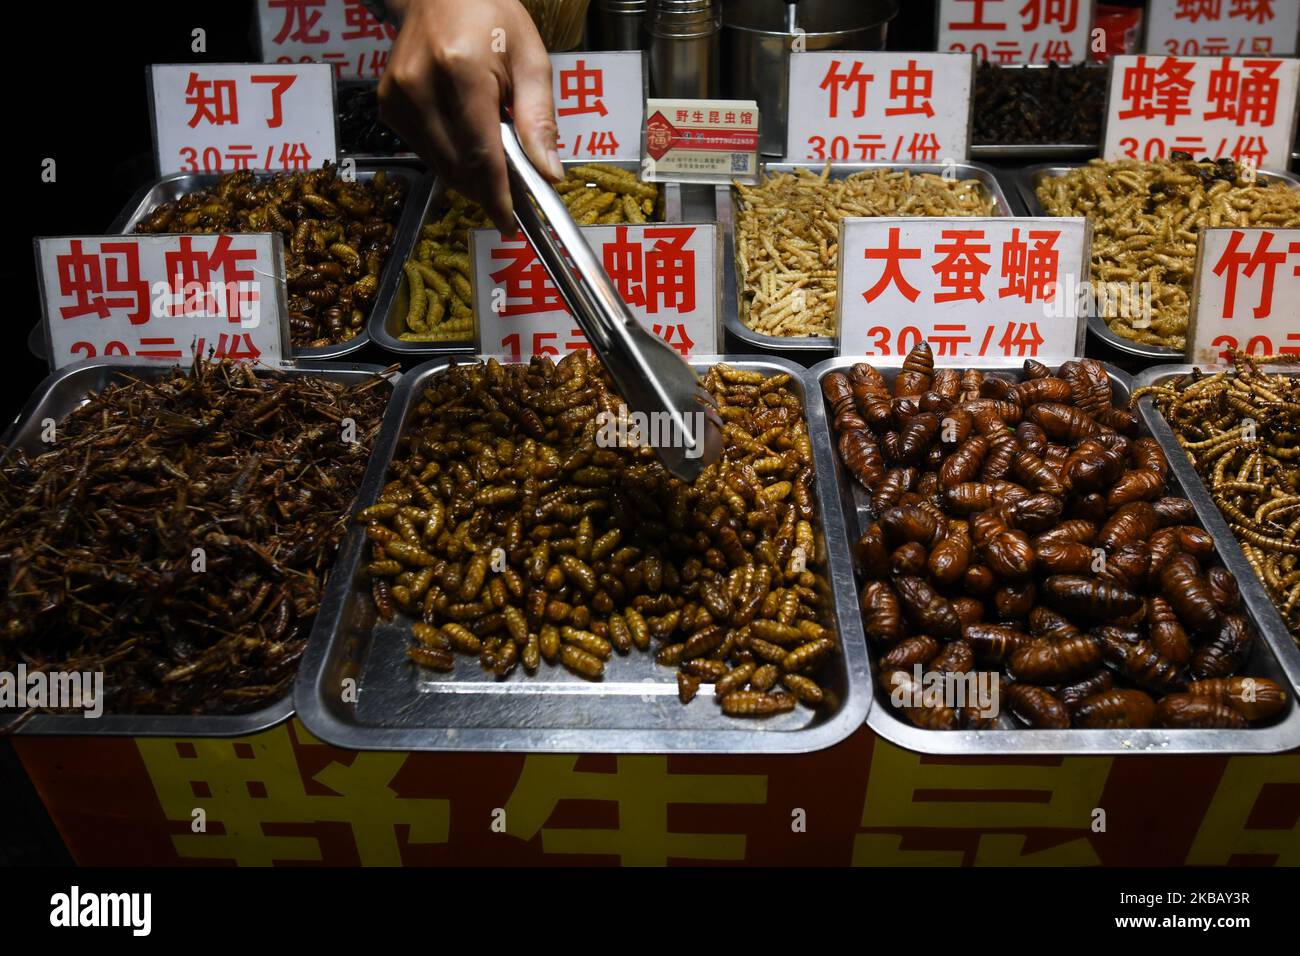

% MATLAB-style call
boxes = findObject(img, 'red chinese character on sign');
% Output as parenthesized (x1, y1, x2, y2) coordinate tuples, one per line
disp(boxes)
(1000, 229, 1060, 303)
(1229, 0, 1275, 24)
(1118, 56, 1196, 126)
(949, 0, 1007, 30)
(932, 230, 992, 303)
(652, 323, 696, 356)
(342, 0, 396, 40)
(863, 228, 922, 303)
(1042, 39, 1074, 63)
(999, 322, 1045, 356)
(164, 235, 260, 322)
(198, 332, 262, 362)
(1020, 0, 1078, 32)
(1205, 59, 1280, 125)
(250, 74, 297, 128)
(1175, 0, 1223, 21)
(604, 227, 645, 308)
(557, 59, 608, 117)
(55, 240, 150, 324)
(905, 132, 941, 161)
(930, 324, 973, 356)
(645, 227, 696, 314)
(269, 0, 329, 44)
(275, 142, 315, 169)
(819, 59, 874, 119)
(136, 337, 184, 359)
(886, 60, 934, 118)
(185, 72, 238, 128)
(1212, 230, 1287, 318)
(491, 238, 566, 316)
(1230, 134, 1268, 165)
(992, 41, 1024, 63)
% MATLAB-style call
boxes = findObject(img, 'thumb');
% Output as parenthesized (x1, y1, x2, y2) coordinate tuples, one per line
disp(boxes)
(508, 42, 564, 181)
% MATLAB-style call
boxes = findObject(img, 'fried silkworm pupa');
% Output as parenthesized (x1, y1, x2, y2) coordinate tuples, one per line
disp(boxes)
(559, 644, 605, 680)
(1206, 566, 1242, 612)
(1006, 682, 1070, 728)
(930, 640, 974, 674)
(1035, 540, 1095, 575)
(1156, 694, 1248, 729)
(880, 505, 943, 548)
(880, 669, 959, 730)
(860, 580, 905, 645)
(1159, 553, 1222, 638)
(879, 635, 940, 670)
(1106, 470, 1165, 509)
(963, 623, 1030, 663)
(1074, 689, 1157, 729)
(1008, 635, 1101, 684)
(720, 690, 797, 717)
(1187, 676, 1287, 721)
(895, 341, 934, 396)
(1097, 502, 1160, 550)
(1058, 669, 1114, 714)
(838, 430, 885, 489)
(894, 575, 962, 641)
(1147, 596, 1191, 665)
(1100, 637, 1186, 695)
(1191, 614, 1255, 680)
(1042, 575, 1141, 621)
(1151, 496, 1196, 526)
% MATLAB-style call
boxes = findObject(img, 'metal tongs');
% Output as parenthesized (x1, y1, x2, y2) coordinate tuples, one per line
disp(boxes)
(499, 121, 722, 482)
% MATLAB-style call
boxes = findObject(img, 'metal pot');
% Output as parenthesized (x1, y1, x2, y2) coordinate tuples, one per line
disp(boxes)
(722, 0, 898, 156)
(592, 0, 650, 51)
(648, 0, 721, 98)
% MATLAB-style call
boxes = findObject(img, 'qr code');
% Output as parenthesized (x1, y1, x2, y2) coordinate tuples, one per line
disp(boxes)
(730, 153, 749, 173)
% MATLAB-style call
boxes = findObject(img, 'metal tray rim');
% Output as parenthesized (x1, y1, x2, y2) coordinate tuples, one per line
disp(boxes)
(3, 357, 398, 737)
(807, 354, 1300, 756)
(294, 353, 873, 753)
(723, 160, 1016, 352)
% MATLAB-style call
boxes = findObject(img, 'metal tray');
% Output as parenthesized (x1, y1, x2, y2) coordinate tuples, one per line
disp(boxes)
(99, 164, 432, 363)
(808, 355, 1300, 755)
(295, 354, 871, 753)
(370, 160, 689, 358)
(1018, 162, 1300, 362)
(1, 357, 397, 737)
(723, 161, 1016, 355)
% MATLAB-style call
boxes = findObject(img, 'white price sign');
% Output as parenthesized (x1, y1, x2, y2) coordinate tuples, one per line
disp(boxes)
(1103, 54, 1300, 170)
(836, 217, 1089, 365)
(1145, 0, 1300, 57)
(471, 224, 718, 360)
(552, 52, 644, 162)
(1187, 227, 1300, 364)
(256, 0, 395, 79)
(150, 63, 338, 175)
(35, 234, 291, 371)
(937, 0, 1092, 64)
(785, 52, 972, 163)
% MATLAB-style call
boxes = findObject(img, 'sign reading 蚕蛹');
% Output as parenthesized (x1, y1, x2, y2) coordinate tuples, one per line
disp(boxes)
(471, 223, 718, 361)
(937, 0, 1092, 64)
(1144, 0, 1300, 58)
(149, 63, 338, 176)
(785, 52, 973, 163)
(255, 0, 395, 80)
(1187, 227, 1300, 365)
(1102, 54, 1300, 171)
(35, 234, 291, 371)
(836, 217, 1089, 366)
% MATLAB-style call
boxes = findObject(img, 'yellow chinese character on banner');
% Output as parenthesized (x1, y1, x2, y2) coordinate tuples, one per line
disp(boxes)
(503, 755, 766, 865)
(136, 720, 448, 866)
(853, 740, 1108, 866)
(1188, 755, 1300, 865)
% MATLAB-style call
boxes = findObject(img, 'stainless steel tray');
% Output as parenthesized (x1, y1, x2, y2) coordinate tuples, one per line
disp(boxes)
(1, 357, 396, 737)
(723, 161, 1015, 354)
(97, 164, 432, 363)
(295, 354, 872, 752)
(1017, 162, 1300, 362)
(970, 143, 1098, 160)
(370, 160, 689, 358)
(808, 355, 1300, 755)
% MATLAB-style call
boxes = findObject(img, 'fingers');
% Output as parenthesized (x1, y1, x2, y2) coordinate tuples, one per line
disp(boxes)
(508, 31, 563, 182)
(440, 51, 515, 234)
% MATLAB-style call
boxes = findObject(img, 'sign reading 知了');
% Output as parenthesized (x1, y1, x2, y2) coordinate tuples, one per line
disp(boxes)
(150, 63, 338, 175)
(836, 217, 1089, 366)
(1102, 54, 1300, 170)
(785, 52, 973, 163)
(1145, 0, 1300, 58)
(551, 52, 644, 162)
(471, 224, 718, 360)
(1187, 227, 1300, 365)
(35, 234, 291, 371)
(256, 0, 395, 80)
(937, 0, 1092, 64)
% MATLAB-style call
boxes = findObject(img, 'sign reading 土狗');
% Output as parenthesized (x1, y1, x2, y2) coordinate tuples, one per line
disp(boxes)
(150, 63, 338, 175)
(256, 0, 396, 80)
(471, 223, 718, 360)
(836, 217, 1089, 365)
(35, 234, 291, 371)
(1102, 54, 1300, 170)
(1145, 0, 1300, 58)
(642, 99, 760, 185)
(551, 52, 644, 162)
(1187, 227, 1300, 365)
(785, 52, 973, 163)
(937, 0, 1093, 64)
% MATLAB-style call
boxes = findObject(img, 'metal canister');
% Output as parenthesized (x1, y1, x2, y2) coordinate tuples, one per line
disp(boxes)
(722, 0, 898, 156)
(648, 0, 721, 99)
(592, 0, 649, 51)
